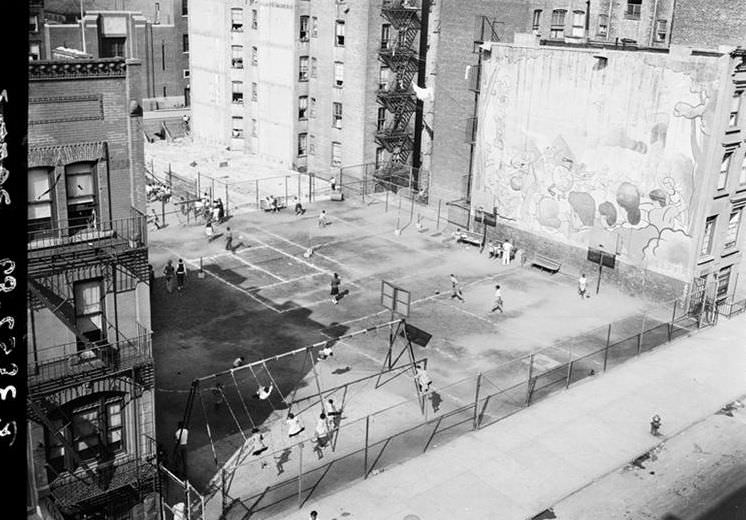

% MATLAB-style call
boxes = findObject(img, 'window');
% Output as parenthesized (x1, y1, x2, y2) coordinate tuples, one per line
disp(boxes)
(375, 147, 385, 169)
(74, 279, 104, 345)
(251, 46, 258, 66)
(231, 45, 243, 68)
(597, 14, 609, 37)
(335, 20, 345, 46)
(311, 57, 317, 78)
(231, 8, 244, 32)
(571, 11, 585, 37)
(725, 208, 743, 249)
(182, 34, 189, 52)
(232, 81, 244, 104)
(299, 56, 309, 81)
(183, 69, 190, 79)
(730, 91, 742, 127)
(29, 42, 41, 61)
(66, 163, 97, 231)
(251, 119, 258, 137)
(719, 152, 732, 190)
(654, 20, 668, 42)
(298, 133, 308, 156)
(309, 134, 316, 155)
(300, 15, 309, 41)
(182, 0, 188, 16)
(626, 0, 642, 20)
(251, 82, 258, 101)
(310, 97, 317, 118)
(333, 102, 343, 129)
(101, 37, 125, 58)
(701, 216, 717, 256)
(377, 107, 386, 131)
(45, 397, 126, 475)
(29, 15, 39, 32)
(334, 62, 344, 88)
(298, 96, 308, 120)
(312, 16, 318, 38)
(232, 116, 244, 138)
(251, 9, 258, 29)
(381, 23, 391, 49)
(717, 266, 732, 300)
(28, 168, 53, 233)
(379, 66, 390, 90)
(550, 10, 566, 39)
(331, 141, 342, 166)
(532, 10, 542, 31)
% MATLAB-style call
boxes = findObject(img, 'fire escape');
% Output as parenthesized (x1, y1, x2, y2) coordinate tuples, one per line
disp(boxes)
(26, 213, 158, 517)
(376, 0, 421, 171)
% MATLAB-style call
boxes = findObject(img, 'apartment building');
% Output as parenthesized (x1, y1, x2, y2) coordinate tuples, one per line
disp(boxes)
(26, 58, 157, 519)
(470, 41, 746, 301)
(29, 0, 190, 104)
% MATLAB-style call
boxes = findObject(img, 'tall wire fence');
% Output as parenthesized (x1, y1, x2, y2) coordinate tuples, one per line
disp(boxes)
(196, 295, 721, 518)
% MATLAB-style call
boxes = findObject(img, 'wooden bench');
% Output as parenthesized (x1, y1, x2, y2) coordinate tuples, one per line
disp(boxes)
(260, 199, 287, 212)
(531, 253, 561, 274)
(456, 231, 483, 247)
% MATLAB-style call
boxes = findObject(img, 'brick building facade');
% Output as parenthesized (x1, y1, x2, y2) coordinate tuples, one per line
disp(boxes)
(671, 0, 746, 49)
(26, 58, 156, 519)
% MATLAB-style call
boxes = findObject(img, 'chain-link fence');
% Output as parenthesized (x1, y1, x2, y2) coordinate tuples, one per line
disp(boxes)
(210, 295, 712, 518)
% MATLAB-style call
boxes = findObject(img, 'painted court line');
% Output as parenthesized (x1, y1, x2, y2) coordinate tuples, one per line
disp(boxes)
(230, 253, 287, 282)
(252, 226, 345, 267)
(258, 272, 323, 290)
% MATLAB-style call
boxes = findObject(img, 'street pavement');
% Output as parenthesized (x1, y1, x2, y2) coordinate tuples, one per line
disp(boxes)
(272, 313, 746, 520)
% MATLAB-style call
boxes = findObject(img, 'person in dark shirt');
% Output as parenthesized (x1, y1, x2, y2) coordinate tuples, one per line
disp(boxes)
(330, 273, 341, 304)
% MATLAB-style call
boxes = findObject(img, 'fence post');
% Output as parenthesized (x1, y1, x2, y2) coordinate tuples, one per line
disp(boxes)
(225, 184, 230, 219)
(436, 199, 441, 230)
(197, 171, 201, 197)
(525, 354, 535, 406)
(309, 174, 313, 202)
(220, 468, 227, 515)
(363, 415, 370, 478)
(161, 199, 166, 227)
(298, 174, 302, 199)
(168, 163, 173, 188)
(285, 176, 289, 206)
(472, 373, 482, 430)
(565, 361, 573, 389)
(603, 323, 611, 372)
(385, 190, 389, 212)
(297, 443, 303, 508)
(255, 180, 260, 208)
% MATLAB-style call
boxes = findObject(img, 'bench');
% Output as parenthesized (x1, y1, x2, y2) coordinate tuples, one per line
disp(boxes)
(531, 253, 561, 274)
(260, 199, 287, 212)
(456, 231, 483, 247)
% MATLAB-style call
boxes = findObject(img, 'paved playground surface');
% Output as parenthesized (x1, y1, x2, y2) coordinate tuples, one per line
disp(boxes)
(148, 193, 673, 501)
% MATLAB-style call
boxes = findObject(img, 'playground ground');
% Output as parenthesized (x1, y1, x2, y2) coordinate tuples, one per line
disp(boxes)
(148, 193, 683, 510)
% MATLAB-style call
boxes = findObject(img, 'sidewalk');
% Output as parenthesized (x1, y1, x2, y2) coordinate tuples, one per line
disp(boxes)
(271, 314, 746, 520)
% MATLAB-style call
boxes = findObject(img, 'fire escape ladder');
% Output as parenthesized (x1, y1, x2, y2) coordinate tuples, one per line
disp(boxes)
(27, 398, 99, 484)
(28, 278, 100, 351)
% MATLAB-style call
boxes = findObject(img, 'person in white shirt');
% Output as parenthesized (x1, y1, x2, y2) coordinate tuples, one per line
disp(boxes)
(232, 356, 244, 368)
(502, 239, 513, 265)
(415, 366, 432, 394)
(578, 274, 588, 299)
(490, 284, 504, 313)
(287, 412, 305, 438)
(449, 274, 464, 302)
(318, 346, 333, 361)
(318, 210, 328, 228)
(249, 427, 268, 456)
(174, 422, 189, 477)
(254, 384, 273, 400)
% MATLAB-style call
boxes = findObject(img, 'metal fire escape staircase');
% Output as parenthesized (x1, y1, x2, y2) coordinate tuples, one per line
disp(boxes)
(377, 0, 422, 166)
(26, 216, 156, 513)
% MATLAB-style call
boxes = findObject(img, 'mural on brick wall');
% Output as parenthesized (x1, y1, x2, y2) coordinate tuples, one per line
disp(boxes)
(474, 49, 721, 281)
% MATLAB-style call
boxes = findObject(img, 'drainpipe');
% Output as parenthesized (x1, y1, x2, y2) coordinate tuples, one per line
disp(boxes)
(411, 0, 431, 190)
(585, 0, 591, 37)
(80, 0, 87, 54)
(606, 0, 613, 41)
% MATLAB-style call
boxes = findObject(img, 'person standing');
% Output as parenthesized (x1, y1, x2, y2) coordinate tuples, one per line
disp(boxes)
(449, 274, 464, 302)
(490, 284, 504, 313)
(225, 227, 234, 251)
(163, 260, 175, 294)
(217, 198, 225, 222)
(415, 365, 432, 394)
(329, 176, 336, 191)
(287, 412, 305, 438)
(315, 413, 330, 448)
(318, 210, 328, 228)
(293, 196, 305, 215)
(330, 273, 341, 304)
(174, 422, 189, 477)
(578, 273, 588, 299)
(232, 356, 245, 368)
(502, 239, 513, 265)
(175, 259, 187, 292)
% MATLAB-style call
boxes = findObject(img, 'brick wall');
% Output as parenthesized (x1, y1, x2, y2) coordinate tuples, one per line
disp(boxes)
(671, 0, 746, 49)
(428, 0, 529, 203)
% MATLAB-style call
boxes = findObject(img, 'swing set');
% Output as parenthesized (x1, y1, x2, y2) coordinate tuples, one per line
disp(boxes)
(173, 318, 430, 470)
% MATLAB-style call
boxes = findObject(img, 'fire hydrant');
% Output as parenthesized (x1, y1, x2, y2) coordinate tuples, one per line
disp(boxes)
(650, 415, 662, 436)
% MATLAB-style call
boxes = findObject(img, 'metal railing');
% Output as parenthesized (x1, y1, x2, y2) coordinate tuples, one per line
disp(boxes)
(27, 214, 147, 251)
(717, 296, 746, 318)
(28, 331, 152, 393)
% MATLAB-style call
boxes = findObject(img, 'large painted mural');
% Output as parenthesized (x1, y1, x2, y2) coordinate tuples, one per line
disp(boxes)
(473, 46, 723, 281)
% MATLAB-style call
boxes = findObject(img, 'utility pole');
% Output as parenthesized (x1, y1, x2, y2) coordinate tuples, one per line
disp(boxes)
(80, 0, 87, 54)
